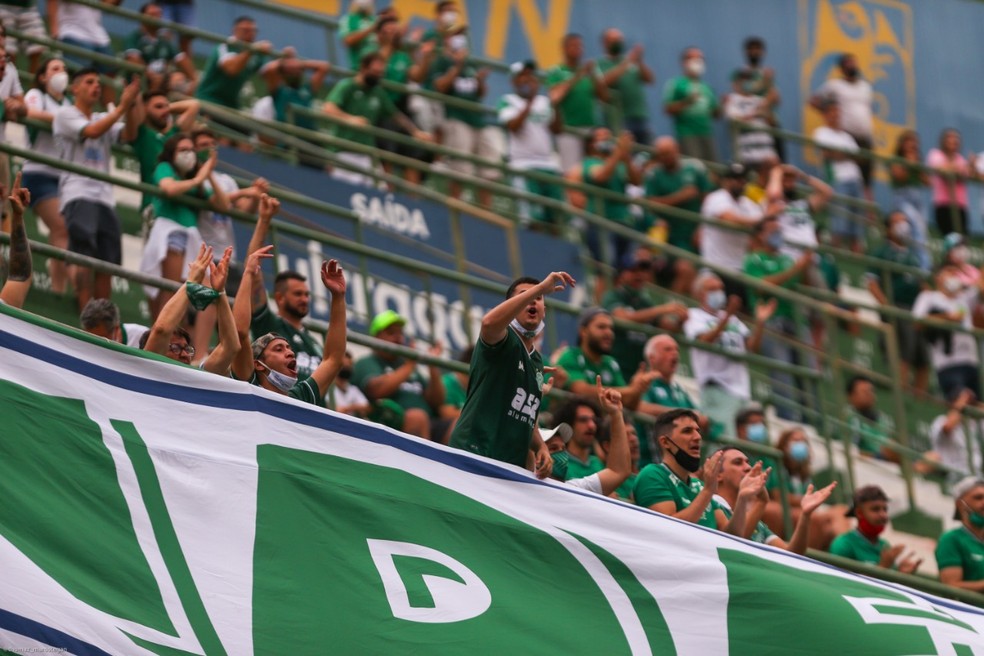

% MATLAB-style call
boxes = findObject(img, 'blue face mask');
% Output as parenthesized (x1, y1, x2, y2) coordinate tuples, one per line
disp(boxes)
(705, 289, 726, 312)
(746, 423, 768, 444)
(766, 231, 784, 251)
(789, 441, 810, 463)
(259, 360, 297, 393)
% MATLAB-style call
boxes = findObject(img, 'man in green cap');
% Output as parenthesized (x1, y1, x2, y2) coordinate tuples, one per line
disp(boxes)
(353, 310, 445, 440)
(938, 477, 984, 591)
(449, 271, 575, 475)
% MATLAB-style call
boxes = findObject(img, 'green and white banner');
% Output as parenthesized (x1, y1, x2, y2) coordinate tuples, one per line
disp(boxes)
(1, 304, 984, 655)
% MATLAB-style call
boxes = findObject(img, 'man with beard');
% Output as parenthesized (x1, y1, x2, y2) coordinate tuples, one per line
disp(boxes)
(263, 49, 330, 138)
(634, 409, 765, 534)
(245, 195, 324, 380)
(125, 90, 200, 208)
(555, 307, 653, 411)
(449, 273, 574, 476)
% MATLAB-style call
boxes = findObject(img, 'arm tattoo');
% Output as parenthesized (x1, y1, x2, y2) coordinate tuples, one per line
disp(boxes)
(7, 216, 31, 282)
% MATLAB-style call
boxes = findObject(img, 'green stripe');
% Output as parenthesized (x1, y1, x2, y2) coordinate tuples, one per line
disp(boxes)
(113, 420, 228, 656)
(124, 632, 207, 656)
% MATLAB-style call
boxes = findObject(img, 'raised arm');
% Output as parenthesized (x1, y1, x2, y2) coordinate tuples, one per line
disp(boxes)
(219, 41, 271, 77)
(422, 342, 446, 411)
(84, 79, 139, 140)
(593, 378, 630, 496)
(200, 247, 240, 375)
(231, 245, 274, 381)
(173, 98, 201, 132)
(784, 482, 837, 555)
(246, 194, 279, 311)
(721, 462, 769, 537)
(307, 260, 348, 398)
(479, 271, 575, 345)
(145, 244, 212, 355)
(0, 174, 32, 308)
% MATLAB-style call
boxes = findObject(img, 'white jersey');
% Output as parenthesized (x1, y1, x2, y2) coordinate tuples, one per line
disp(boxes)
(0, 63, 23, 143)
(683, 307, 751, 399)
(815, 77, 873, 139)
(776, 197, 818, 259)
(929, 414, 978, 476)
(700, 189, 763, 271)
(911, 289, 979, 370)
(497, 93, 559, 171)
(724, 93, 776, 165)
(812, 126, 862, 183)
(23, 89, 72, 176)
(56, 1, 110, 45)
(199, 171, 239, 256)
(53, 104, 124, 209)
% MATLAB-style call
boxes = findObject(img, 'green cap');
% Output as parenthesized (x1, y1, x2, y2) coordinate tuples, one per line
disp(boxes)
(369, 310, 407, 337)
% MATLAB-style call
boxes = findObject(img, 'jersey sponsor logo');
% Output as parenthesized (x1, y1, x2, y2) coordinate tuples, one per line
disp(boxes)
(508, 387, 539, 426)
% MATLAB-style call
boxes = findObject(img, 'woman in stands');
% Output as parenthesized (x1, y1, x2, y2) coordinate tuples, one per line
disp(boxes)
(889, 130, 930, 270)
(926, 128, 972, 236)
(22, 57, 72, 294)
(139, 133, 229, 318)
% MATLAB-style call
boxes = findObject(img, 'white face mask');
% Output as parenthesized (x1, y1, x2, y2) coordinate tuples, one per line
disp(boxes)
(173, 150, 197, 174)
(47, 71, 69, 95)
(448, 34, 468, 52)
(685, 58, 705, 77)
(510, 318, 544, 340)
(943, 276, 964, 294)
(952, 245, 969, 264)
(705, 289, 726, 311)
(440, 10, 459, 27)
(259, 360, 297, 393)
(890, 221, 911, 240)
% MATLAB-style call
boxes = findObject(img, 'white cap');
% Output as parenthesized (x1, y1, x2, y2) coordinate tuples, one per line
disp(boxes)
(540, 423, 572, 444)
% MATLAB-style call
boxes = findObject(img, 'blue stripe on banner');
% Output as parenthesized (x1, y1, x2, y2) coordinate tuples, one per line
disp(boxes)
(3, 326, 984, 617)
(0, 608, 113, 656)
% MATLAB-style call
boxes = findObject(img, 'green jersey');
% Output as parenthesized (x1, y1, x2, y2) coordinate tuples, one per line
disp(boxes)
(196, 42, 269, 109)
(151, 161, 212, 228)
(131, 123, 179, 184)
(615, 473, 637, 502)
(123, 30, 179, 73)
(847, 408, 892, 457)
(743, 250, 798, 319)
(597, 56, 649, 121)
(325, 78, 397, 148)
(643, 378, 696, 409)
(544, 63, 598, 127)
(243, 371, 322, 406)
(352, 353, 432, 414)
(339, 11, 378, 70)
(644, 159, 712, 250)
(866, 241, 922, 308)
(273, 82, 316, 131)
(441, 372, 467, 411)
(829, 529, 890, 566)
(566, 453, 604, 482)
(449, 329, 544, 468)
(936, 526, 984, 582)
(601, 284, 665, 375)
(429, 54, 487, 128)
(715, 495, 778, 545)
(582, 156, 633, 225)
(251, 304, 323, 381)
(633, 463, 719, 529)
(555, 346, 626, 390)
(662, 76, 719, 138)
(383, 50, 413, 106)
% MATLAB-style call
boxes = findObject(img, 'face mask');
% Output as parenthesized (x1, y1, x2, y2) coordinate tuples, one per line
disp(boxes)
(259, 360, 297, 393)
(171, 78, 192, 95)
(596, 139, 615, 155)
(550, 450, 569, 481)
(964, 502, 984, 528)
(789, 441, 810, 462)
(666, 437, 701, 473)
(729, 186, 744, 200)
(338, 367, 353, 381)
(951, 245, 969, 264)
(47, 71, 69, 95)
(516, 83, 535, 98)
(607, 41, 624, 57)
(842, 66, 860, 80)
(746, 423, 768, 444)
(685, 58, 705, 77)
(440, 10, 458, 27)
(173, 151, 197, 174)
(856, 514, 885, 539)
(747, 53, 762, 67)
(363, 74, 381, 88)
(196, 149, 211, 164)
(510, 318, 545, 340)
(944, 276, 964, 294)
(448, 34, 468, 52)
(766, 231, 784, 250)
(352, 0, 373, 14)
(705, 289, 726, 311)
(890, 221, 911, 240)
(783, 189, 798, 202)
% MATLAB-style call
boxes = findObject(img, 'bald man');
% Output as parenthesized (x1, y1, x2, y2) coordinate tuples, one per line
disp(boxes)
(641, 334, 712, 435)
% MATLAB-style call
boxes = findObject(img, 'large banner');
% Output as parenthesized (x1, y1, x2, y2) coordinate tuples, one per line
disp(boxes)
(2, 304, 984, 655)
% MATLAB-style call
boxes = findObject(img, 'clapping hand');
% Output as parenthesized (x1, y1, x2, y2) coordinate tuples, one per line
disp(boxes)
(187, 244, 214, 284)
(208, 247, 232, 293)
(320, 259, 346, 296)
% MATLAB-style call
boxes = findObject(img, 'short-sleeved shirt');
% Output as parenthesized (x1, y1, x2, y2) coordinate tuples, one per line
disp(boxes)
(700, 189, 762, 271)
(936, 527, 984, 582)
(812, 126, 862, 183)
(684, 307, 751, 399)
(53, 104, 125, 209)
(714, 494, 781, 546)
(865, 241, 922, 308)
(644, 158, 711, 250)
(815, 77, 873, 139)
(353, 353, 433, 414)
(743, 250, 798, 319)
(662, 75, 719, 138)
(615, 472, 637, 501)
(429, 54, 486, 128)
(23, 90, 70, 178)
(566, 452, 604, 482)
(633, 463, 719, 529)
(602, 284, 665, 375)
(776, 197, 818, 259)
(846, 408, 892, 457)
(130, 123, 180, 185)
(244, 370, 321, 405)
(926, 149, 969, 208)
(339, 11, 378, 70)
(582, 156, 632, 225)
(57, 1, 109, 45)
(441, 372, 467, 411)
(497, 93, 558, 171)
(449, 328, 544, 468)
(544, 62, 599, 127)
(251, 304, 323, 380)
(912, 289, 980, 370)
(643, 378, 696, 409)
(329, 380, 369, 412)
(929, 414, 974, 475)
(555, 346, 627, 389)
(597, 56, 649, 121)
(151, 161, 212, 228)
(272, 81, 316, 131)
(196, 41, 269, 109)
(829, 529, 890, 566)
(123, 30, 180, 73)
(325, 78, 397, 148)
(383, 49, 412, 106)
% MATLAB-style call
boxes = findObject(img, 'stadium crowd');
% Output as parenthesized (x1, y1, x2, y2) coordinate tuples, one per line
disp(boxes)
(3, 0, 984, 594)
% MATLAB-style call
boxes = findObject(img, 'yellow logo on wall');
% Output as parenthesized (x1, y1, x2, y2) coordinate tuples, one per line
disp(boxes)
(799, 0, 915, 166)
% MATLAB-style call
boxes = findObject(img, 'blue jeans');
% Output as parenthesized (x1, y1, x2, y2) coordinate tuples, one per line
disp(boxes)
(830, 178, 865, 241)
(892, 186, 931, 270)
(160, 2, 195, 27)
(760, 317, 816, 422)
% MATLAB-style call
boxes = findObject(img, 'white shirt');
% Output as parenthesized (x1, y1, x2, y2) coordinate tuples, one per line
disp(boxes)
(0, 63, 23, 143)
(776, 197, 818, 258)
(911, 289, 979, 370)
(724, 93, 776, 165)
(929, 414, 976, 476)
(816, 78, 873, 138)
(56, 1, 110, 46)
(700, 189, 763, 271)
(713, 494, 782, 546)
(330, 381, 369, 412)
(812, 126, 862, 183)
(683, 307, 751, 399)
(53, 104, 125, 209)
(497, 94, 559, 172)
(23, 90, 72, 176)
(566, 473, 603, 495)
(199, 171, 239, 256)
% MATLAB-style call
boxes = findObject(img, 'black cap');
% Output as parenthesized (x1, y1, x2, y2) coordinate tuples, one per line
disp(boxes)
(577, 307, 610, 329)
(722, 162, 747, 179)
(845, 485, 888, 517)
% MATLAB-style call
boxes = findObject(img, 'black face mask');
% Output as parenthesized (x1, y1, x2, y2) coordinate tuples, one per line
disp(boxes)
(338, 367, 353, 381)
(729, 186, 744, 200)
(842, 66, 860, 80)
(784, 189, 798, 201)
(363, 74, 381, 88)
(608, 41, 624, 57)
(747, 53, 762, 67)
(666, 437, 701, 473)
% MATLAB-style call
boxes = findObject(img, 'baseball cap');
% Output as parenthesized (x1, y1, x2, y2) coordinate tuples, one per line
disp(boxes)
(541, 422, 573, 445)
(510, 59, 537, 76)
(722, 162, 747, 179)
(845, 485, 888, 517)
(951, 476, 984, 519)
(943, 232, 965, 254)
(369, 310, 407, 337)
(577, 307, 610, 329)
(251, 332, 288, 360)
